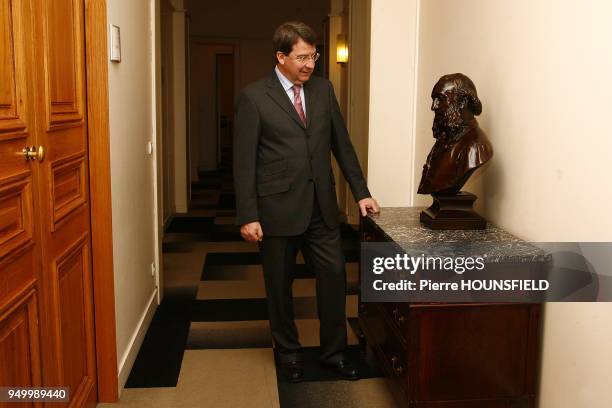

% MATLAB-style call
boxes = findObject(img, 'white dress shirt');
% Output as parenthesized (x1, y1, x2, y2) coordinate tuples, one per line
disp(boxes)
(275, 65, 307, 116)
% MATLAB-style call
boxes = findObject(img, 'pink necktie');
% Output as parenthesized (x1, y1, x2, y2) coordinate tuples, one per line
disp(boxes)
(292, 84, 306, 126)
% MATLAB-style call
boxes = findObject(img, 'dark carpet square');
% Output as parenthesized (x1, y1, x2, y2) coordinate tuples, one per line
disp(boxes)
(191, 297, 320, 321)
(165, 233, 213, 243)
(162, 241, 196, 253)
(192, 179, 221, 188)
(125, 288, 197, 388)
(211, 224, 242, 241)
(166, 217, 213, 234)
(204, 252, 262, 266)
(189, 202, 222, 210)
(191, 298, 269, 321)
(201, 264, 261, 280)
(190, 189, 218, 198)
(198, 170, 222, 178)
(215, 210, 237, 217)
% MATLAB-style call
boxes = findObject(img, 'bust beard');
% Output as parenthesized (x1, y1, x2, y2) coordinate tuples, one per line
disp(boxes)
(432, 105, 470, 141)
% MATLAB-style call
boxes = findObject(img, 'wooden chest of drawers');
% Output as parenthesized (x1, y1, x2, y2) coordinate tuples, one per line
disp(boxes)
(358, 209, 542, 408)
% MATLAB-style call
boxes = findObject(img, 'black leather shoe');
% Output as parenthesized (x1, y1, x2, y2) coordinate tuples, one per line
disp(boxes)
(322, 359, 359, 380)
(280, 360, 303, 383)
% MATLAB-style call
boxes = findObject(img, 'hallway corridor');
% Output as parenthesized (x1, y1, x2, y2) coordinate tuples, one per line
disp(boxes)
(99, 166, 398, 407)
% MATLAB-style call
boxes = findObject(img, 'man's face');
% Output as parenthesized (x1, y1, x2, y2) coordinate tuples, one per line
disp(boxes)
(276, 39, 316, 85)
(431, 80, 464, 137)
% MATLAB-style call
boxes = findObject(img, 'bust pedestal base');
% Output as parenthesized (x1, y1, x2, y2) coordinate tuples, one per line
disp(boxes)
(420, 191, 486, 230)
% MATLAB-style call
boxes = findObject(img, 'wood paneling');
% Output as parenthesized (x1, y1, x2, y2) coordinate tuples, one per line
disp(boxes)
(50, 153, 86, 229)
(0, 174, 33, 260)
(0, 289, 41, 407)
(84, 0, 118, 400)
(0, 1, 43, 403)
(0, 1, 17, 115)
(54, 235, 94, 404)
(44, 0, 84, 128)
(0, 0, 28, 138)
(30, 0, 97, 404)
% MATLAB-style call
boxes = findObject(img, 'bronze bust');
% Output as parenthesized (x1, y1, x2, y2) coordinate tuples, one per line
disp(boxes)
(418, 73, 493, 195)
(418, 74, 493, 229)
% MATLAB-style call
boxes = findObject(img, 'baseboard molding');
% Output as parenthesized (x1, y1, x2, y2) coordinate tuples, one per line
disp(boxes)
(117, 289, 159, 395)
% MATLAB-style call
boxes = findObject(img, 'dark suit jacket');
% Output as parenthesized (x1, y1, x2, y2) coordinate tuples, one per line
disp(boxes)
(233, 70, 371, 236)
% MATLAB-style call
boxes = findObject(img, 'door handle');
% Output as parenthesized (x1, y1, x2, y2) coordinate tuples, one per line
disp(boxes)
(23, 146, 45, 162)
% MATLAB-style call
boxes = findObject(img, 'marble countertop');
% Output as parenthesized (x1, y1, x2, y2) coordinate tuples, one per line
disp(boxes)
(366, 207, 550, 263)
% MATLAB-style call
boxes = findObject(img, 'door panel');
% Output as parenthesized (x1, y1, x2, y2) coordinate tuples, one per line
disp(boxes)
(0, 290, 41, 408)
(44, 0, 84, 127)
(55, 235, 90, 398)
(33, 0, 96, 405)
(31, 0, 96, 405)
(0, 0, 23, 124)
(0, 175, 34, 261)
(50, 153, 87, 230)
(0, 1, 43, 400)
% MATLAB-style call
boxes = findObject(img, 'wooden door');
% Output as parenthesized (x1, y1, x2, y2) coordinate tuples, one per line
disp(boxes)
(0, 1, 43, 404)
(0, 1, 97, 407)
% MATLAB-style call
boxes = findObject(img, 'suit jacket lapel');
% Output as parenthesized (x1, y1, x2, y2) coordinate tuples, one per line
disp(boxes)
(303, 80, 318, 129)
(265, 71, 306, 129)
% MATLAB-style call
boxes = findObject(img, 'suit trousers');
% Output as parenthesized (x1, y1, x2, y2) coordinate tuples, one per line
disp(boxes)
(258, 193, 347, 364)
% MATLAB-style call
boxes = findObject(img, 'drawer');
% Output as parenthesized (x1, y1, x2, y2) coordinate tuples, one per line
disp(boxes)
(377, 312, 408, 380)
(359, 303, 409, 406)
(382, 302, 409, 344)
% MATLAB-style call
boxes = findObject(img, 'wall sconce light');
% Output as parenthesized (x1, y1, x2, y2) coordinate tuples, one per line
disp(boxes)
(336, 34, 348, 64)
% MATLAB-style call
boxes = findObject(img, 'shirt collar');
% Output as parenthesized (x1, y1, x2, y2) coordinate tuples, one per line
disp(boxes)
(275, 65, 296, 92)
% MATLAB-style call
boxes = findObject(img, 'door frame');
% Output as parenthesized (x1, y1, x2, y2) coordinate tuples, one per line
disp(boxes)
(84, 0, 119, 402)
(188, 38, 238, 175)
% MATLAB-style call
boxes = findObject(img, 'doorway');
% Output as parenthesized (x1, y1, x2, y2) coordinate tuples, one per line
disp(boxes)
(189, 42, 235, 188)
(215, 53, 235, 178)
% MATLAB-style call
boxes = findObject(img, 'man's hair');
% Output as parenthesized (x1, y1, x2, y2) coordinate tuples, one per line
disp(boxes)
(273, 21, 317, 60)
(439, 73, 482, 116)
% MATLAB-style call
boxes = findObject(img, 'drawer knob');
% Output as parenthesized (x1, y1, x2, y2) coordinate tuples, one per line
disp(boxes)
(391, 356, 404, 376)
(393, 308, 405, 325)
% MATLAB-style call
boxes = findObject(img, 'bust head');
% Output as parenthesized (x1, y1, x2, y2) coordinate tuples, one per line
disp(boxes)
(418, 73, 492, 195)
(431, 73, 482, 140)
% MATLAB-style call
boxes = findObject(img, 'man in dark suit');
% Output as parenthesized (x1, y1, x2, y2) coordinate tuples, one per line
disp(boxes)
(233, 21, 379, 382)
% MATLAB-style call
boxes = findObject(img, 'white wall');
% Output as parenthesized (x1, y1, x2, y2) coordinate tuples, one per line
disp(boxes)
(107, 0, 159, 392)
(345, 0, 371, 223)
(368, 0, 419, 206)
(411, 1, 612, 407)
